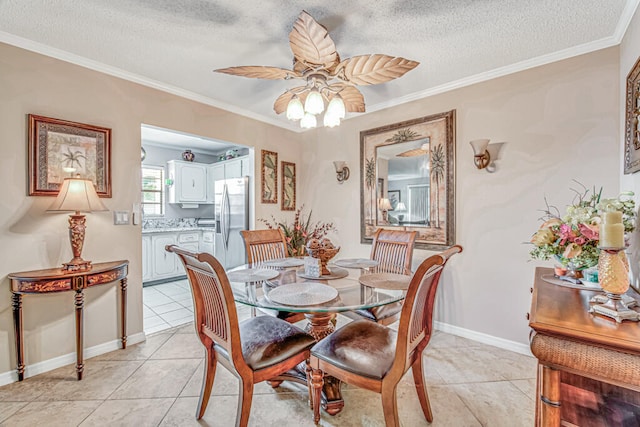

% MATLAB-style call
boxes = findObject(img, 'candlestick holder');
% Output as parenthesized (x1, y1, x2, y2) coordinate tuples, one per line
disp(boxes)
(589, 248, 639, 322)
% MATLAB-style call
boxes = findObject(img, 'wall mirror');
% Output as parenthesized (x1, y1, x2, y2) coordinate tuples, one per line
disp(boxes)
(360, 110, 455, 249)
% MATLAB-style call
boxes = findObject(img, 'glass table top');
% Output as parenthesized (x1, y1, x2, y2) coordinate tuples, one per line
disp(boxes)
(227, 263, 408, 314)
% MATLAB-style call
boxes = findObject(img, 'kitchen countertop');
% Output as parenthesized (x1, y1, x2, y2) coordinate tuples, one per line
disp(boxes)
(142, 227, 216, 234)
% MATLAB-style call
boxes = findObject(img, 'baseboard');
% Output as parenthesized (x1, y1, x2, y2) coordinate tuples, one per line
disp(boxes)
(434, 321, 532, 356)
(0, 331, 146, 387)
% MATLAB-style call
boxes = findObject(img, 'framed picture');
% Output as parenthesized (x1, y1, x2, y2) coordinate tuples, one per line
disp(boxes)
(624, 56, 640, 174)
(28, 114, 111, 197)
(388, 190, 400, 210)
(377, 178, 384, 199)
(261, 149, 278, 203)
(360, 110, 456, 250)
(281, 161, 296, 211)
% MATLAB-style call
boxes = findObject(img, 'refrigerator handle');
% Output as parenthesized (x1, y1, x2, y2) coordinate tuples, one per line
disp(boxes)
(222, 184, 231, 249)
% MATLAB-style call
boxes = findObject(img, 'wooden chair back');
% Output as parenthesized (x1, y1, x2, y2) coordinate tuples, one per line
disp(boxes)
(165, 245, 247, 371)
(391, 245, 462, 380)
(240, 229, 288, 263)
(370, 229, 417, 274)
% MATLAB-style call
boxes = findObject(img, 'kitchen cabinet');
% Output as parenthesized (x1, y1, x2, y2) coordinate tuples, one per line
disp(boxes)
(142, 235, 152, 281)
(151, 234, 178, 279)
(167, 160, 209, 206)
(206, 155, 250, 203)
(143, 230, 203, 284)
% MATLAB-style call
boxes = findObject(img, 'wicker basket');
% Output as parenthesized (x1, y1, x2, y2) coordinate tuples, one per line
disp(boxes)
(306, 246, 340, 276)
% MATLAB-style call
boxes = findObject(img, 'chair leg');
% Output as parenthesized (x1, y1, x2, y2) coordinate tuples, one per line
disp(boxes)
(310, 367, 324, 424)
(381, 383, 400, 427)
(412, 356, 433, 422)
(196, 346, 217, 419)
(236, 379, 254, 427)
(306, 359, 313, 410)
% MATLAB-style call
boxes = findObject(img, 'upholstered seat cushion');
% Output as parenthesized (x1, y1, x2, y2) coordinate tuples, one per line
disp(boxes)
(311, 319, 397, 379)
(237, 315, 315, 370)
(354, 301, 402, 321)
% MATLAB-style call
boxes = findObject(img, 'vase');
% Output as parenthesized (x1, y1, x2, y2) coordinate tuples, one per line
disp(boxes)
(181, 150, 195, 162)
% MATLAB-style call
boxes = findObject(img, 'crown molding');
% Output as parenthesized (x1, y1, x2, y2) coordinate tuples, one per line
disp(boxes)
(613, 0, 640, 42)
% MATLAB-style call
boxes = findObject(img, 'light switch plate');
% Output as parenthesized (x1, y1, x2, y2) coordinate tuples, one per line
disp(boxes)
(113, 211, 129, 225)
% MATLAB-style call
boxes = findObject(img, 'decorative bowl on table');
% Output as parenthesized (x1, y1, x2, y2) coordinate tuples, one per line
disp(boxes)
(306, 238, 340, 276)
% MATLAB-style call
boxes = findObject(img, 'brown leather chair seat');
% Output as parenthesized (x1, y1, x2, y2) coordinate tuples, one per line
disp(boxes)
(237, 315, 315, 370)
(311, 319, 396, 379)
(352, 302, 403, 323)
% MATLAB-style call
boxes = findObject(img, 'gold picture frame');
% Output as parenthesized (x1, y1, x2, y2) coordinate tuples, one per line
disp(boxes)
(28, 114, 112, 197)
(261, 149, 278, 203)
(624, 56, 640, 174)
(360, 110, 456, 249)
(281, 161, 296, 211)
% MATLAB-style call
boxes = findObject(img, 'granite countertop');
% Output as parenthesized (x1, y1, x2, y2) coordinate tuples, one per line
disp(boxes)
(142, 227, 216, 234)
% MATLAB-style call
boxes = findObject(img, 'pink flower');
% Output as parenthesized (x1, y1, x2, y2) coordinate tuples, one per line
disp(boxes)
(578, 223, 599, 240)
(558, 224, 576, 245)
(573, 236, 586, 246)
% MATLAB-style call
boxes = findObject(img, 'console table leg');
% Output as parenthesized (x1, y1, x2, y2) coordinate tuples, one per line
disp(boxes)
(120, 278, 127, 349)
(75, 289, 85, 380)
(539, 364, 561, 427)
(12, 293, 24, 381)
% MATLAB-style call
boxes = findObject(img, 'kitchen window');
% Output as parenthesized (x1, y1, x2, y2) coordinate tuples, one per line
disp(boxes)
(141, 166, 164, 216)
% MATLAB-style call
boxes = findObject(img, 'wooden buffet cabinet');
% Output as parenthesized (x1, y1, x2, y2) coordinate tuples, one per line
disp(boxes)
(529, 267, 640, 426)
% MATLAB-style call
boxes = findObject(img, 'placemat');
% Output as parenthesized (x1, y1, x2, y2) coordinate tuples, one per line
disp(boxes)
(541, 274, 602, 291)
(334, 258, 379, 269)
(296, 266, 349, 280)
(227, 268, 279, 283)
(262, 258, 305, 268)
(267, 283, 339, 306)
(358, 272, 412, 290)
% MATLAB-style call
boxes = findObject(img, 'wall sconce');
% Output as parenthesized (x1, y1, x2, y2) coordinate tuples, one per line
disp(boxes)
(469, 139, 505, 173)
(333, 161, 350, 183)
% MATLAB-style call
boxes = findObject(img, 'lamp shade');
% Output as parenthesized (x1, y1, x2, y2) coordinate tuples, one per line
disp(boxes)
(326, 94, 346, 119)
(378, 198, 392, 211)
(286, 95, 304, 121)
(300, 112, 317, 129)
(395, 202, 407, 212)
(47, 177, 108, 213)
(304, 89, 324, 115)
(333, 161, 346, 173)
(469, 139, 490, 156)
(323, 112, 340, 128)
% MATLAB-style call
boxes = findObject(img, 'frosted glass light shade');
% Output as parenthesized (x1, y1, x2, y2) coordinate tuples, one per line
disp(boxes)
(300, 112, 317, 129)
(326, 95, 346, 119)
(323, 112, 340, 128)
(286, 95, 304, 121)
(304, 89, 324, 115)
(47, 178, 107, 213)
(469, 139, 490, 156)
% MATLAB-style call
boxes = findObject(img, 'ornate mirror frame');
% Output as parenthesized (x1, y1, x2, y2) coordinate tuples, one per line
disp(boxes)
(624, 56, 640, 174)
(360, 110, 456, 249)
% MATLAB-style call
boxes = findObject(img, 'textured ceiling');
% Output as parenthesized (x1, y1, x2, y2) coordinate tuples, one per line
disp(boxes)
(0, 1, 638, 132)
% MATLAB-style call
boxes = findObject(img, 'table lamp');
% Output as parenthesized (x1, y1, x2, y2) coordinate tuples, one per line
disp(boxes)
(378, 198, 392, 223)
(47, 177, 108, 271)
(395, 202, 407, 221)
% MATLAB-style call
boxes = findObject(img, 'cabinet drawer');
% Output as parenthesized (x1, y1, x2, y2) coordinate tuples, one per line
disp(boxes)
(178, 232, 200, 243)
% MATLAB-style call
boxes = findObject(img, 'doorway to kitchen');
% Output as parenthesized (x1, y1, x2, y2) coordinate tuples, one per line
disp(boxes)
(140, 124, 254, 335)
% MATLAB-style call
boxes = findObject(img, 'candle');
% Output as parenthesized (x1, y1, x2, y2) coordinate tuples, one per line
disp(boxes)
(599, 211, 624, 249)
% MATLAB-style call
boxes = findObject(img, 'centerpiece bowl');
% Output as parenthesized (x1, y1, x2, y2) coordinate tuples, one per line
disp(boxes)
(306, 238, 340, 276)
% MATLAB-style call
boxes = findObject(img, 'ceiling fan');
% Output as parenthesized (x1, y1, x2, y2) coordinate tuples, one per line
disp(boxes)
(214, 11, 419, 128)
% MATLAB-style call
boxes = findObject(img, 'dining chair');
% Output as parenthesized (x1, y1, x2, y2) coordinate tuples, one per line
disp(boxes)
(166, 245, 316, 426)
(240, 229, 305, 323)
(346, 229, 417, 325)
(309, 245, 462, 426)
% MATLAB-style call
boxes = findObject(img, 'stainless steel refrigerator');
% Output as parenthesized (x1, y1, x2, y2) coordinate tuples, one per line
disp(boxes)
(214, 177, 249, 269)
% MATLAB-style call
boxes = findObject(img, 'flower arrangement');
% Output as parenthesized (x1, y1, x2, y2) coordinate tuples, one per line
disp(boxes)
(259, 205, 336, 257)
(529, 184, 636, 270)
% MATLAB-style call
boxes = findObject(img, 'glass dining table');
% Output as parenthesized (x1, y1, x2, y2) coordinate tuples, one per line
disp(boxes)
(226, 258, 412, 415)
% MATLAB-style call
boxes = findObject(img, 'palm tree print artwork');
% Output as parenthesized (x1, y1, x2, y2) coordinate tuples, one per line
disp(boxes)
(261, 150, 278, 204)
(281, 161, 296, 211)
(359, 110, 455, 249)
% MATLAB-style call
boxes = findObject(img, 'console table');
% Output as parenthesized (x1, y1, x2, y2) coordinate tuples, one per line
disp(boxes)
(529, 267, 640, 426)
(8, 260, 129, 381)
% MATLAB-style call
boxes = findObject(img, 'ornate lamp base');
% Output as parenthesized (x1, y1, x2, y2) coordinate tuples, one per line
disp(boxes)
(590, 293, 638, 308)
(589, 293, 640, 323)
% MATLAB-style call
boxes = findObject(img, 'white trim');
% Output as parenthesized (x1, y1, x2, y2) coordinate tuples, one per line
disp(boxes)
(434, 321, 533, 356)
(613, 0, 640, 42)
(0, 332, 146, 387)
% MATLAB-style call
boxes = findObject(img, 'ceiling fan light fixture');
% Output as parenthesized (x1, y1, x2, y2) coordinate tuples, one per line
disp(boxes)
(305, 88, 324, 115)
(286, 95, 304, 121)
(300, 112, 317, 129)
(326, 95, 346, 120)
(323, 112, 340, 128)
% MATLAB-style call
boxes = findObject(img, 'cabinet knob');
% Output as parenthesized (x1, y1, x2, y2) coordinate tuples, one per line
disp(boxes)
(530, 287, 533, 294)
(525, 312, 530, 320)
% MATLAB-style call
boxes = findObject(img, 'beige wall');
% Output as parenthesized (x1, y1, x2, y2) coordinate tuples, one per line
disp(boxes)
(620, 5, 640, 292)
(0, 42, 304, 379)
(300, 47, 621, 345)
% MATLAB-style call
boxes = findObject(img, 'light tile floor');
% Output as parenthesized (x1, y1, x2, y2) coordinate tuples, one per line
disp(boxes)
(143, 280, 195, 335)
(0, 309, 538, 426)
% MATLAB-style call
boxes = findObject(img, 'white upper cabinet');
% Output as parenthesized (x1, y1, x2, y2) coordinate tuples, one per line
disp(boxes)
(167, 160, 209, 206)
(206, 155, 250, 203)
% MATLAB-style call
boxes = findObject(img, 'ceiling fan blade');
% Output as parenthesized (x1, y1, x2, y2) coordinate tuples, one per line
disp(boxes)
(214, 66, 300, 80)
(289, 10, 339, 70)
(328, 84, 365, 113)
(334, 54, 419, 85)
(396, 148, 428, 157)
(273, 86, 308, 114)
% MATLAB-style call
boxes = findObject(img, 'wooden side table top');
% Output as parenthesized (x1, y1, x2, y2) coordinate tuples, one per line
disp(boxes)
(529, 267, 640, 354)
